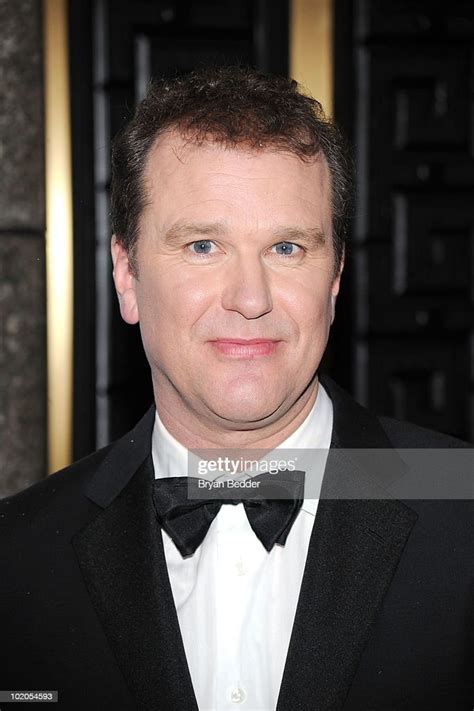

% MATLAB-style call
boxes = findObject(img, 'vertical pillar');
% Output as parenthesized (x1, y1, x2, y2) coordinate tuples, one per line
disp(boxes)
(0, 0, 47, 496)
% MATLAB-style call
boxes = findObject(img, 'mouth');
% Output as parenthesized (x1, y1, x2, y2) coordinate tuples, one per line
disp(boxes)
(208, 339, 281, 358)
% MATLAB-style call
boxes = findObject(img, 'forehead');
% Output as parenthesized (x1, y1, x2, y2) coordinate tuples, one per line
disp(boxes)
(142, 131, 332, 231)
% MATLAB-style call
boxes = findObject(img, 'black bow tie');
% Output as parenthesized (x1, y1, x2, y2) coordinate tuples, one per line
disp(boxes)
(152, 471, 305, 557)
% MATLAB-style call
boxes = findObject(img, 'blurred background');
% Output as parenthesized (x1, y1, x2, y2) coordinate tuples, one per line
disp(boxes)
(0, 0, 473, 497)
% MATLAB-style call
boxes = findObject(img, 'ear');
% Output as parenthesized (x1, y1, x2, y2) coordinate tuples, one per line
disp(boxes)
(111, 236, 139, 325)
(330, 247, 345, 324)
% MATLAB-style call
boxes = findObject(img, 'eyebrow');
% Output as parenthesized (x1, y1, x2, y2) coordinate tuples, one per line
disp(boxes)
(163, 221, 327, 248)
(163, 222, 226, 244)
(271, 226, 327, 249)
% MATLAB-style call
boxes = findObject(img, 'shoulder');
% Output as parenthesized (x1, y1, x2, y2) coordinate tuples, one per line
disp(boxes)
(378, 415, 471, 448)
(0, 405, 155, 525)
(377, 415, 473, 537)
(0, 443, 112, 528)
(0, 403, 155, 531)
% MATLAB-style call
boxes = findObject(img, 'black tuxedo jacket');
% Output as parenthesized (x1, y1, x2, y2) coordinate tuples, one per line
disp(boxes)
(1, 376, 472, 710)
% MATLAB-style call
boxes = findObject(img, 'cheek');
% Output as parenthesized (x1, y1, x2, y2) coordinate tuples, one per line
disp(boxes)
(304, 301, 333, 352)
(281, 281, 334, 340)
(136, 270, 215, 340)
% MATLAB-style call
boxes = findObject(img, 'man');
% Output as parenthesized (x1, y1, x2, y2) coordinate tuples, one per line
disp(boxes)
(1, 67, 472, 710)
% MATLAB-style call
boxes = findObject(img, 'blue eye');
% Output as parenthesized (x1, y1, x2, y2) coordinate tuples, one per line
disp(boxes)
(273, 242, 300, 256)
(190, 240, 215, 255)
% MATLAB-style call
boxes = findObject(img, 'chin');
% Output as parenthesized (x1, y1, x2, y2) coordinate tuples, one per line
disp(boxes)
(214, 407, 280, 427)
(206, 386, 282, 426)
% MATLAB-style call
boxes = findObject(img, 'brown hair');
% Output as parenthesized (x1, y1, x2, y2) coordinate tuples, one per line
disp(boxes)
(111, 66, 353, 274)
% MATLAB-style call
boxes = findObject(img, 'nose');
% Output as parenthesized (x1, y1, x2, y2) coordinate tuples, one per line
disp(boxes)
(221, 255, 273, 319)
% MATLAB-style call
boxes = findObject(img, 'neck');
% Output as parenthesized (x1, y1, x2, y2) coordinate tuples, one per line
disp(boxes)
(153, 377, 320, 451)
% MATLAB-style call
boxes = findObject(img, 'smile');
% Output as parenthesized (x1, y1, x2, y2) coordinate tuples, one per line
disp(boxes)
(209, 339, 281, 358)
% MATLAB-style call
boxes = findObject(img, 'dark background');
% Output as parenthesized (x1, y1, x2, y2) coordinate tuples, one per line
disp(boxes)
(69, 0, 474, 458)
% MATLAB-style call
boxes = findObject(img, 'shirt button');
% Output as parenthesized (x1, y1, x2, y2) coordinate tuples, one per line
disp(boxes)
(235, 557, 247, 576)
(230, 686, 246, 704)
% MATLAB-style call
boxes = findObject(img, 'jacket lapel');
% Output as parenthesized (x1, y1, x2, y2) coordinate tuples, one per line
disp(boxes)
(72, 411, 198, 711)
(277, 375, 418, 710)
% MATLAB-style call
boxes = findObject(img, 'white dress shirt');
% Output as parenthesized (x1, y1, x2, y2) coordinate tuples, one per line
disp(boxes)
(152, 383, 333, 711)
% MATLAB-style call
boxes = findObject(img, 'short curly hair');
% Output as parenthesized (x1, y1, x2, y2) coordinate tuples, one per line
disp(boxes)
(111, 66, 353, 275)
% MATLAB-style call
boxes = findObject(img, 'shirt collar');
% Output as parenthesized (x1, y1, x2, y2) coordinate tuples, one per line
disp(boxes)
(152, 381, 333, 518)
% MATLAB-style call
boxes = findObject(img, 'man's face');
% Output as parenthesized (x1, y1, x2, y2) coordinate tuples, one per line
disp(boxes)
(112, 133, 342, 430)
